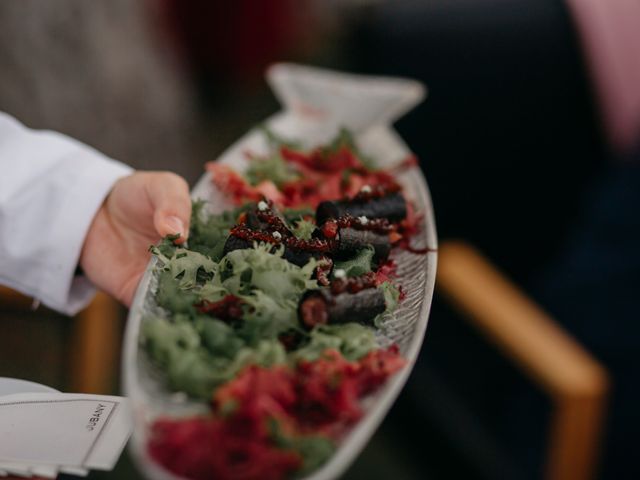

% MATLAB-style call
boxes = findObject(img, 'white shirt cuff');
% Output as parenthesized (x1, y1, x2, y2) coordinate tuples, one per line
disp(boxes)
(0, 117, 133, 315)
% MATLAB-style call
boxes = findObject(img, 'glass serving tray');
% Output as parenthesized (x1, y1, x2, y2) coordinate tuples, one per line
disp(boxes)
(123, 64, 437, 480)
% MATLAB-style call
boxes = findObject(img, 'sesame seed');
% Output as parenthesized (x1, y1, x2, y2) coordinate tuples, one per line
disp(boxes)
(360, 185, 372, 193)
(358, 215, 369, 224)
(257, 201, 268, 211)
(272, 231, 282, 240)
(334, 269, 346, 279)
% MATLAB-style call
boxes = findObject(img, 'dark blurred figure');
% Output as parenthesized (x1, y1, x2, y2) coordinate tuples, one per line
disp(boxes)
(526, 4, 640, 477)
(339, 0, 639, 479)
(157, 0, 318, 102)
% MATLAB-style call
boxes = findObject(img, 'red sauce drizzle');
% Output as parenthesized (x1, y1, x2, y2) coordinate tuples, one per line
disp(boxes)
(402, 244, 436, 255)
(336, 215, 395, 234)
(315, 257, 333, 286)
(390, 154, 419, 173)
(195, 295, 245, 322)
(350, 183, 401, 203)
(330, 271, 378, 295)
(230, 225, 335, 253)
(254, 208, 292, 237)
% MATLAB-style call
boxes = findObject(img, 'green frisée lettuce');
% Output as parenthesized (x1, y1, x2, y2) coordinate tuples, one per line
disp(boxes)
(245, 153, 299, 186)
(291, 218, 316, 241)
(269, 419, 335, 477)
(153, 242, 318, 343)
(236, 290, 299, 345)
(375, 281, 401, 328)
(282, 207, 315, 224)
(379, 281, 400, 311)
(333, 246, 375, 278)
(321, 127, 375, 170)
(293, 323, 377, 362)
(142, 201, 401, 400)
(153, 201, 242, 262)
(144, 239, 319, 398)
(151, 247, 217, 290)
(155, 270, 199, 314)
(215, 244, 318, 302)
(143, 314, 286, 399)
(188, 201, 246, 261)
(261, 125, 303, 150)
(291, 435, 336, 478)
(199, 244, 319, 343)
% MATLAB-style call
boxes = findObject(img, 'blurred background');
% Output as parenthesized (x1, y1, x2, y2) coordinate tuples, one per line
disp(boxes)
(1, 0, 639, 479)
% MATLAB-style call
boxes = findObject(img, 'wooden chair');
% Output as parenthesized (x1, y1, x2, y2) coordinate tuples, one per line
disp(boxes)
(436, 241, 610, 480)
(0, 287, 121, 394)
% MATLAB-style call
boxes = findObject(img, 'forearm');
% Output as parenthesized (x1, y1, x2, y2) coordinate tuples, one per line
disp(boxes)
(0, 112, 132, 315)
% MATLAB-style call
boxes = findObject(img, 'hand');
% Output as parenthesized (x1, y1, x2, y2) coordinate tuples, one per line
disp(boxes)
(80, 171, 191, 306)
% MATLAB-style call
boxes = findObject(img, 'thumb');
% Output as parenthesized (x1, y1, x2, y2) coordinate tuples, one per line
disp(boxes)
(145, 172, 192, 243)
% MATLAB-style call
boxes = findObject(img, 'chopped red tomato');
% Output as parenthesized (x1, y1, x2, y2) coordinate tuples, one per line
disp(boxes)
(209, 144, 407, 210)
(374, 260, 398, 286)
(206, 163, 261, 204)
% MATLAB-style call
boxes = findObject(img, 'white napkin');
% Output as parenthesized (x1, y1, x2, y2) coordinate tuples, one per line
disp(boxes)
(0, 393, 132, 478)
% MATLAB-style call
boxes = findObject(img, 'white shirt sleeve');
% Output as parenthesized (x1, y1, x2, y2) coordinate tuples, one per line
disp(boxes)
(0, 112, 133, 315)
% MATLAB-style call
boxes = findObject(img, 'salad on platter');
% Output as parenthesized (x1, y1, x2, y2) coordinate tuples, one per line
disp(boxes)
(138, 128, 431, 480)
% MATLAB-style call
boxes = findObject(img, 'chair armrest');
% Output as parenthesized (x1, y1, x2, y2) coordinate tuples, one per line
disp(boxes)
(0, 286, 121, 395)
(68, 292, 121, 394)
(436, 240, 609, 480)
(0, 286, 35, 310)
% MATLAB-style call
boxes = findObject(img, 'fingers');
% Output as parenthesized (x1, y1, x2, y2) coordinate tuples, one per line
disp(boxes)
(145, 172, 192, 243)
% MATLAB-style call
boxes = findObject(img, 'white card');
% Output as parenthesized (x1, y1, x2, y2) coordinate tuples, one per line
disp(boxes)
(0, 393, 132, 471)
(59, 465, 89, 477)
(29, 465, 58, 479)
(0, 462, 31, 477)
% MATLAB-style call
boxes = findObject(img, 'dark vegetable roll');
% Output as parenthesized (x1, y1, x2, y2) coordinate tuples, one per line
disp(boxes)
(316, 192, 407, 224)
(244, 210, 267, 230)
(244, 203, 290, 232)
(223, 235, 252, 256)
(282, 248, 316, 267)
(299, 287, 386, 328)
(223, 232, 317, 267)
(337, 227, 391, 260)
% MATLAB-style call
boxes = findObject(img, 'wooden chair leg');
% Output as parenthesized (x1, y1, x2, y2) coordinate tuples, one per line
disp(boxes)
(69, 292, 121, 394)
(436, 241, 610, 480)
(546, 394, 608, 480)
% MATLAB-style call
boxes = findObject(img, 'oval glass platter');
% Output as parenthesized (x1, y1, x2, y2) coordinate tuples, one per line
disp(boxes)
(123, 64, 437, 480)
